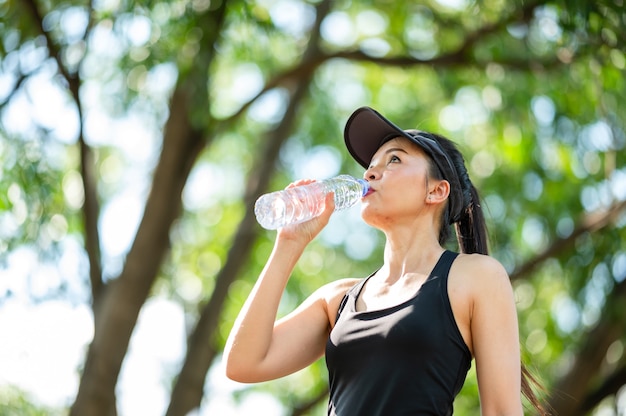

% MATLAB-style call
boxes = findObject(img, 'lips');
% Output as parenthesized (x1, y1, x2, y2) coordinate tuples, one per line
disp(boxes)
(363, 188, 375, 197)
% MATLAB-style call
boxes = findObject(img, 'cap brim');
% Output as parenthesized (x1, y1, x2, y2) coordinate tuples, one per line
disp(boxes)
(344, 107, 412, 168)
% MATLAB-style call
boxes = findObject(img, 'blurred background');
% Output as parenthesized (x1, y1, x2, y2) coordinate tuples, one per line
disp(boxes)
(1, 0, 625, 414)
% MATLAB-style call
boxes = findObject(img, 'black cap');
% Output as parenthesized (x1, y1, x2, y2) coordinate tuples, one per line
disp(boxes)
(344, 106, 464, 223)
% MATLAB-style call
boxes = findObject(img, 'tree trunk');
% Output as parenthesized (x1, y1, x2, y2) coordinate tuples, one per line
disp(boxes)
(548, 280, 626, 415)
(166, 0, 334, 412)
(70, 88, 206, 416)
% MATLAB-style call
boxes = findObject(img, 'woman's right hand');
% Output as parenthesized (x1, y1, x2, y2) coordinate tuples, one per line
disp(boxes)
(276, 180, 336, 245)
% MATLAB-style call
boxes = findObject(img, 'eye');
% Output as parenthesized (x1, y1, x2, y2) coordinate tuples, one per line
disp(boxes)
(388, 154, 401, 164)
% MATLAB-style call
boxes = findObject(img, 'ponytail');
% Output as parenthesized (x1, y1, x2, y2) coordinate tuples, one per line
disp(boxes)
(454, 184, 488, 255)
(429, 135, 550, 415)
(522, 366, 549, 414)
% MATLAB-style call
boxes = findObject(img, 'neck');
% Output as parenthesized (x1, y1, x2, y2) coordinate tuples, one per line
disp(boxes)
(379, 220, 444, 283)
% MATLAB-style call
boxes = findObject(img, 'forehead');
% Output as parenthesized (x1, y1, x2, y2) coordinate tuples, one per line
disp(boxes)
(372, 136, 427, 158)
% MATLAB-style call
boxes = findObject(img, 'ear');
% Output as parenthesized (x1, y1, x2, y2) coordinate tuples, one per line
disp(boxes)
(426, 179, 450, 205)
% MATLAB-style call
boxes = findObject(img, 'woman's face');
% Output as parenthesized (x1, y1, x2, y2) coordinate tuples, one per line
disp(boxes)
(360, 136, 439, 228)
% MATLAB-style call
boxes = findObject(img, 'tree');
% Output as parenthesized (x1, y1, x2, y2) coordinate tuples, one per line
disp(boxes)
(2, 0, 625, 414)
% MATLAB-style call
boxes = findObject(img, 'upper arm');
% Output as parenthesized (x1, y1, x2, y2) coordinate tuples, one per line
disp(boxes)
(467, 256, 523, 415)
(251, 278, 358, 381)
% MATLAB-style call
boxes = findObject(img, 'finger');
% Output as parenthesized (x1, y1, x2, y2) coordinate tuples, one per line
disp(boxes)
(285, 179, 316, 189)
(319, 191, 335, 220)
(325, 191, 335, 210)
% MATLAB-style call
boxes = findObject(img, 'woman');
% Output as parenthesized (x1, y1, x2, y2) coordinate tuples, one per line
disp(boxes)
(224, 107, 544, 415)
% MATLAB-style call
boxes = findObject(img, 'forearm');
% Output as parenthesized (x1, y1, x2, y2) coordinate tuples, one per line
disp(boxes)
(224, 236, 306, 378)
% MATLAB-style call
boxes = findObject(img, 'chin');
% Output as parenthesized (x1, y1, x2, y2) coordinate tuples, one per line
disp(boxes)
(360, 209, 386, 229)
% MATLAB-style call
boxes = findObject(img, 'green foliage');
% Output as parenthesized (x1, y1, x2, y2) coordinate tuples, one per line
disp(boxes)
(0, 385, 65, 416)
(0, 134, 78, 267)
(2, 0, 626, 414)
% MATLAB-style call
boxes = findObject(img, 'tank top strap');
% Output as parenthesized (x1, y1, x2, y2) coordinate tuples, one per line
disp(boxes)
(429, 250, 459, 287)
(335, 291, 351, 323)
(335, 271, 377, 323)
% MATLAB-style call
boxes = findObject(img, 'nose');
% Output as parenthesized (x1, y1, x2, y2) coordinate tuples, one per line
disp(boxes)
(364, 164, 379, 181)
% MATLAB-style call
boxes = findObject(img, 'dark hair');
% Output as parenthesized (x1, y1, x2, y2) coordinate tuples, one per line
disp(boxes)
(426, 132, 549, 415)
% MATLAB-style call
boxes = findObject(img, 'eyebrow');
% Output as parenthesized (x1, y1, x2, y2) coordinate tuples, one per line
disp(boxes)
(369, 147, 409, 167)
(383, 147, 409, 155)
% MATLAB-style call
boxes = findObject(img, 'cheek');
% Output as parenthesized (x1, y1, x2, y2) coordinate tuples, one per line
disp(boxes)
(394, 172, 427, 201)
(381, 171, 425, 203)
(359, 182, 425, 223)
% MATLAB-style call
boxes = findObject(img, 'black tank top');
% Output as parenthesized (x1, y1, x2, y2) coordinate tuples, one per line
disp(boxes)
(325, 250, 471, 416)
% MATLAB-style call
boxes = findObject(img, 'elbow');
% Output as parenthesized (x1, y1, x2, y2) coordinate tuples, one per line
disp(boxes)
(224, 361, 250, 383)
(223, 351, 246, 382)
(223, 354, 261, 383)
(223, 340, 249, 382)
(225, 365, 266, 383)
(225, 366, 246, 383)
(223, 339, 273, 383)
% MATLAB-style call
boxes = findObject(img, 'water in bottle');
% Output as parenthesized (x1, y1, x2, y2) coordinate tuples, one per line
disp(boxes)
(254, 175, 369, 230)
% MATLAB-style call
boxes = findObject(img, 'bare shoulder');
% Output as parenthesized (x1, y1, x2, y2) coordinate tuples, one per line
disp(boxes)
(451, 253, 512, 294)
(454, 253, 508, 275)
(316, 277, 361, 303)
(314, 278, 362, 326)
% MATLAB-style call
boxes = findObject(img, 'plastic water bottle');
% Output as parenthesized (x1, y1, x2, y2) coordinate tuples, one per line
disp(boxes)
(254, 175, 369, 230)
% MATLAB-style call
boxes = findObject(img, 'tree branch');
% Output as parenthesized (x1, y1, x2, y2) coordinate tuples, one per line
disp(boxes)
(581, 365, 626, 413)
(549, 279, 626, 415)
(0, 73, 27, 111)
(510, 199, 626, 281)
(289, 387, 330, 416)
(221, 0, 562, 128)
(21, 0, 104, 303)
